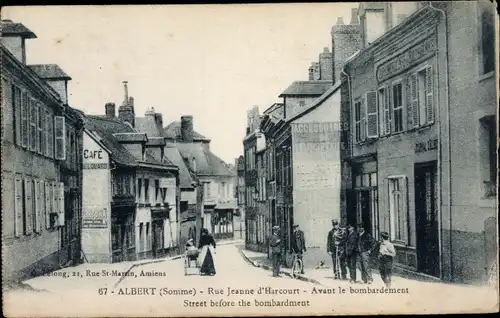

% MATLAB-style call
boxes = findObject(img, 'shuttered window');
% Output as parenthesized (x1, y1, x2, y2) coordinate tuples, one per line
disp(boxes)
(34, 179, 42, 233)
(51, 182, 58, 227)
(21, 92, 29, 148)
(14, 176, 24, 237)
(37, 103, 44, 154)
(46, 110, 53, 158)
(354, 100, 362, 143)
(392, 83, 404, 133)
(54, 116, 66, 160)
(12, 85, 22, 146)
(378, 87, 386, 136)
(388, 176, 409, 244)
(24, 178, 34, 234)
(366, 91, 378, 138)
(425, 66, 434, 124)
(29, 98, 37, 151)
(45, 181, 51, 229)
(58, 182, 65, 226)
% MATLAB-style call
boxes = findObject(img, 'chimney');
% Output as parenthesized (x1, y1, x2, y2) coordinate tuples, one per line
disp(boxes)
(181, 115, 194, 142)
(1, 20, 37, 64)
(145, 107, 155, 117)
(105, 102, 116, 118)
(122, 81, 129, 105)
(319, 47, 333, 81)
(350, 8, 359, 24)
(154, 113, 163, 130)
(336, 17, 344, 25)
(128, 96, 134, 107)
(308, 64, 315, 80)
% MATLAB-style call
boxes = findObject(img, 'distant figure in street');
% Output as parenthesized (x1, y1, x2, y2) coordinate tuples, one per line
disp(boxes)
(291, 224, 306, 274)
(357, 223, 375, 284)
(269, 226, 282, 277)
(327, 219, 347, 280)
(378, 231, 396, 288)
(345, 224, 359, 283)
(198, 228, 216, 276)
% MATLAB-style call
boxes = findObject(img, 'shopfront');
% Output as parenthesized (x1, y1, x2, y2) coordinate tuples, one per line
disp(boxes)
(111, 205, 136, 263)
(151, 206, 169, 258)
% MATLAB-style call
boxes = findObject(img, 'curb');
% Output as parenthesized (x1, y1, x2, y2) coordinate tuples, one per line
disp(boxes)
(113, 255, 183, 288)
(239, 250, 323, 286)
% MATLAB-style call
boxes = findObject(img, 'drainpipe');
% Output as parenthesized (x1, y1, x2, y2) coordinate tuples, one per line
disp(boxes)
(428, 1, 452, 281)
(341, 67, 353, 226)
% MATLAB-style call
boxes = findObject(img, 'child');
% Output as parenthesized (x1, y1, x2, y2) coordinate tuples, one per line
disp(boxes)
(185, 239, 199, 259)
(378, 232, 396, 288)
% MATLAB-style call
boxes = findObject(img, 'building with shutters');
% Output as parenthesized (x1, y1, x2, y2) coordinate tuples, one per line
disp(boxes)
(1, 20, 84, 283)
(234, 155, 246, 240)
(80, 86, 180, 263)
(340, 1, 497, 284)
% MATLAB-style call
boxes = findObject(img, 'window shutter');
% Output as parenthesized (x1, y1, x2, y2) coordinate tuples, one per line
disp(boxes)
(40, 105, 46, 156)
(366, 91, 378, 138)
(54, 116, 66, 160)
(45, 181, 51, 229)
(30, 98, 37, 152)
(58, 182, 65, 226)
(378, 88, 385, 137)
(14, 176, 23, 237)
(384, 86, 391, 135)
(408, 74, 419, 128)
(425, 66, 434, 124)
(21, 92, 29, 148)
(51, 182, 57, 226)
(402, 176, 409, 244)
(13, 86, 22, 146)
(24, 178, 33, 234)
(46, 110, 53, 158)
(360, 97, 366, 140)
(34, 180, 41, 233)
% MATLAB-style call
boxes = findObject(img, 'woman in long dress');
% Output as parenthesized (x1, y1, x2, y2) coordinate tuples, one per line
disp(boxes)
(198, 228, 216, 276)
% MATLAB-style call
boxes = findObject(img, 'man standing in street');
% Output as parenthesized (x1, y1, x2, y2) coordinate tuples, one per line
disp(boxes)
(357, 223, 375, 284)
(291, 224, 306, 274)
(269, 226, 282, 277)
(327, 219, 347, 280)
(345, 224, 359, 283)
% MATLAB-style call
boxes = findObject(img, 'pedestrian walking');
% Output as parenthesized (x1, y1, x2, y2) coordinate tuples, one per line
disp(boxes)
(378, 231, 396, 288)
(327, 219, 347, 280)
(345, 224, 359, 283)
(291, 224, 306, 274)
(269, 226, 282, 277)
(198, 228, 216, 276)
(357, 223, 375, 284)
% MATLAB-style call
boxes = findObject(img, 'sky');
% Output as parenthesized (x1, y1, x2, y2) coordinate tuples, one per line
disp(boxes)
(3, 4, 358, 164)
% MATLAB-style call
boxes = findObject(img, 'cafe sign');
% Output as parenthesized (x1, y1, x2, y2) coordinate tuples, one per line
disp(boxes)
(415, 138, 438, 154)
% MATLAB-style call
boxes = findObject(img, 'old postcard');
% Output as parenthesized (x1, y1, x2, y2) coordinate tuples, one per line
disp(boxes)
(1, 2, 499, 317)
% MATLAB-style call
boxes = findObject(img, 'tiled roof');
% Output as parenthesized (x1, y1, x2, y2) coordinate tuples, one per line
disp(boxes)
(113, 132, 147, 143)
(164, 144, 195, 188)
(28, 64, 71, 80)
(279, 80, 333, 97)
(175, 143, 235, 177)
(85, 116, 139, 167)
(135, 117, 162, 137)
(1, 20, 37, 38)
(163, 121, 209, 141)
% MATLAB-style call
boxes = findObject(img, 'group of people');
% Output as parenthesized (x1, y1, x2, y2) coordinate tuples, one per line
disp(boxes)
(185, 228, 217, 276)
(327, 219, 396, 287)
(269, 220, 396, 288)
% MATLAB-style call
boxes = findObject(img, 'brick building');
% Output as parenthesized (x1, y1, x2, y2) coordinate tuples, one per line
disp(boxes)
(2, 20, 84, 282)
(341, 1, 497, 284)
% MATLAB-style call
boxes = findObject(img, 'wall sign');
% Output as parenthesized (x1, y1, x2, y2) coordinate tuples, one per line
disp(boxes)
(377, 36, 437, 82)
(415, 138, 438, 153)
(82, 207, 108, 228)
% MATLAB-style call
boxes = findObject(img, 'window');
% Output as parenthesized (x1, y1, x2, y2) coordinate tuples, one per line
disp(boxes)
(14, 176, 23, 237)
(137, 178, 142, 202)
(23, 178, 33, 234)
(21, 92, 29, 148)
(45, 180, 52, 230)
(45, 110, 53, 157)
(392, 83, 404, 133)
(139, 223, 144, 252)
(34, 179, 42, 233)
(39, 105, 46, 156)
(378, 87, 390, 136)
(146, 222, 151, 250)
(54, 116, 66, 160)
(155, 179, 160, 203)
(57, 182, 65, 226)
(36, 103, 42, 154)
(366, 91, 378, 138)
(480, 116, 497, 197)
(206, 182, 211, 199)
(29, 98, 37, 151)
(388, 176, 408, 243)
(354, 100, 363, 142)
(480, 1, 495, 74)
(12, 85, 22, 146)
(144, 179, 150, 203)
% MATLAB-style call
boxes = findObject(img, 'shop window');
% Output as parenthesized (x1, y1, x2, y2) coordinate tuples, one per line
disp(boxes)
(388, 176, 409, 243)
(392, 82, 404, 133)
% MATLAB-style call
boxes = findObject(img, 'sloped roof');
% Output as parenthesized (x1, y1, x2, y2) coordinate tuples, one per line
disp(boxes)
(175, 143, 235, 177)
(135, 116, 162, 137)
(163, 121, 210, 141)
(1, 20, 37, 38)
(28, 64, 71, 80)
(279, 80, 333, 97)
(164, 145, 195, 188)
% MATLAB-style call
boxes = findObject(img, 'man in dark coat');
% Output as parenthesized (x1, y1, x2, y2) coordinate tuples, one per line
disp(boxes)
(291, 224, 306, 274)
(269, 226, 282, 277)
(345, 224, 359, 283)
(327, 219, 347, 279)
(357, 223, 375, 284)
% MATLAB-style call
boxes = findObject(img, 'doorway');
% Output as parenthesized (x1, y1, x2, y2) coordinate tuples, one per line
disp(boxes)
(415, 162, 439, 277)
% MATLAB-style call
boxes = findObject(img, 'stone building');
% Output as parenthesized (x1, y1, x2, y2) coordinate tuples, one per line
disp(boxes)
(341, 1, 497, 284)
(2, 20, 84, 282)
(332, 8, 362, 82)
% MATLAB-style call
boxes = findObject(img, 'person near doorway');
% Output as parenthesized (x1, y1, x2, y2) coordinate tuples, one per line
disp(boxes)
(291, 224, 306, 274)
(377, 231, 396, 288)
(269, 226, 282, 277)
(357, 223, 375, 284)
(345, 224, 359, 283)
(327, 219, 347, 280)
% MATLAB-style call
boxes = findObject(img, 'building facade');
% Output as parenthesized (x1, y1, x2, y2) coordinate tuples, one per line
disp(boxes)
(2, 20, 84, 282)
(341, 1, 497, 284)
(234, 156, 246, 240)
